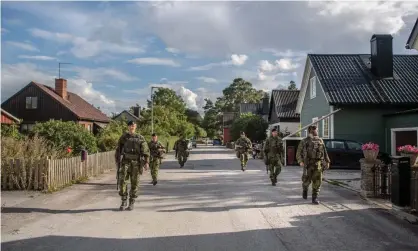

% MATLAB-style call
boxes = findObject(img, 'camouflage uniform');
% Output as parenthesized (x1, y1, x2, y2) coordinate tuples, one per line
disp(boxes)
(296, 135, 330, 204)
(148, 140, 166, 185)
(115, 132, 150, 210)
(174, 137, 189, 168)
(235, 135, 252, 171)
(263, 135, 284, 186)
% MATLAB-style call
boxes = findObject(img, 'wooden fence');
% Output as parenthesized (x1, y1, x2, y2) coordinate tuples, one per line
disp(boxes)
(1, 151, 116, 191)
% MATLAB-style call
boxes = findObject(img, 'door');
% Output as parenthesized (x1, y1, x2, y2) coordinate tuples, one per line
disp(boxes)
(324, 139, 349, 169)
(345, 140, 364, 169)
(394, 130, 418, 155)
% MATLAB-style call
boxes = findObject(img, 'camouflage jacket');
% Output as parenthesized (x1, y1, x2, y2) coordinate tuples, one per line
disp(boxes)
(115, 132, 150, 163)
(296, 136, 330, 165)
(235, 136, 252, 152)
(148, 140, 166, 158)
(263, 136, 284, 158)
(174, 139, 189, 152)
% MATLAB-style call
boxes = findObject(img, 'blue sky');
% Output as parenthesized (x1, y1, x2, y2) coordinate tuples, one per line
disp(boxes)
(1, 1, 417, 115)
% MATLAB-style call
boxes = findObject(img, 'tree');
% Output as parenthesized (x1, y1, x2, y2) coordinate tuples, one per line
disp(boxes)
(202, 99, 221, 138)
(147, 88, 186, 114)
(31, 120, 98, 155)
(216, 78, 264, 112)
(230, 113, 268, 142)
(185, 109, 202, 126)
(96, 119, 128, 152)
(288, 80, 298, 90)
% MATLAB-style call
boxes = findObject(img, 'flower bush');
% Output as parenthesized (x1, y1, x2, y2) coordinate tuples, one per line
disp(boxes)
(397, 145, 418, 154)
(361, 142, 380, 151)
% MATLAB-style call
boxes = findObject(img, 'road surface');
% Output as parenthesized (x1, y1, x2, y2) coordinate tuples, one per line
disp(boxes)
(2, 145, 418, 251)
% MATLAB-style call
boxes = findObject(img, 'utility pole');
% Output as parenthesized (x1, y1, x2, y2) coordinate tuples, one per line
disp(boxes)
(58, 62, 72, 79)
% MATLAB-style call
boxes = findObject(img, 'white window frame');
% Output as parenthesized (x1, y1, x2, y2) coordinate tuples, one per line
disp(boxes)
(322, 117, 330, 138)
(312, 117, 319, 127)
(309, 76, 317, 99)
(25, 97, 38, 109)
(390, 127, 418, 156)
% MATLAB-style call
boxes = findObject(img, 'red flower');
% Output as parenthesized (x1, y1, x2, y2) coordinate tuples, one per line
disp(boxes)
(67, 147, 72, 153)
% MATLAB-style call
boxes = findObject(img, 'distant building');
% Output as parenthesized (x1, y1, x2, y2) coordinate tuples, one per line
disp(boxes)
(1, 108, 20, 125)
(113, 106, 141, 122)
(268, 90, 300, 136)
(406, 18, 418, 51)
(239, 93, 270, 121)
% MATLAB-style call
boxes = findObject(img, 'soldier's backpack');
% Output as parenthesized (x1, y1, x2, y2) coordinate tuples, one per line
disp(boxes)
(123, 133, 143, 160)
(304, 136, 325, 160)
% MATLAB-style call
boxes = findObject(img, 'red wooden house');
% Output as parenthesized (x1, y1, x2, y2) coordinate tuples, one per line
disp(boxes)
(1, 78, 110, 134)
(1, 108, 20, 125)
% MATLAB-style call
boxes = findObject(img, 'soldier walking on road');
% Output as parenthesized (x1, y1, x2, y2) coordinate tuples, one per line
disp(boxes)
(115, 121, 150, 211)
(296, 125, 330, 205)
(263, 129, 284, 186)
(235, 131, 252, 171)
(148, 133, 166, 186)
(174, 135, 189, 168)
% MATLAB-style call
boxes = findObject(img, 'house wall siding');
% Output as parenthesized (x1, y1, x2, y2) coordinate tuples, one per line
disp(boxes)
(383, 112, 418, 153)
(1, 114, 16, 124)
(1, 84, 77, 123)
(300, 69, 330, 137)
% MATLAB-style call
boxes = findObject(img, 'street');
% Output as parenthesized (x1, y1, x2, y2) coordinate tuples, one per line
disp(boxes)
(2, 145, 418, 251)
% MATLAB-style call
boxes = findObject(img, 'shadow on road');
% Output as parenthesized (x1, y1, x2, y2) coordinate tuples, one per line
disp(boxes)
(1, 207, 119, 214)
(2, 208, 418, 251)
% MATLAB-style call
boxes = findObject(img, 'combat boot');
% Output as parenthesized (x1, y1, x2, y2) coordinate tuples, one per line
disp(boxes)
(152, 180, 158, 186)
(119, 200, 127, 211)
(127, 199, 135, 211)
(302, 189, 308, 200)
(312, 195, 319, 205)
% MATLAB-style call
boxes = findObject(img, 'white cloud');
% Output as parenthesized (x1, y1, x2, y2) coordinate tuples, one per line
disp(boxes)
(28, 28, 144, 58)
(18, 55, 57, 61)
(71, 67, 138, 82)
(1, 28, 9, 33)
(188, 54, 248, 71)
(262, 48, 309, 59)
(259, 58, 300, 73)
(196, 76, 219, 84)
(5, 41, 39, 52)
(127, 57, 180, 67)
(166, 47, 180, 54)
(1, 63, 117, 115)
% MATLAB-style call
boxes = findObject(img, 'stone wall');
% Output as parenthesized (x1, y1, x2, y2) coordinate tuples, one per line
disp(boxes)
(360, 158, 382, 198)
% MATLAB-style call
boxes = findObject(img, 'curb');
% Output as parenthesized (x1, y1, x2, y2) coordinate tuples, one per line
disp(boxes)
(323, 178, 418, 224)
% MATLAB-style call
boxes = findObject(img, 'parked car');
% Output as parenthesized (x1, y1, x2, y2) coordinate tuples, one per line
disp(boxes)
(187, 140, 193, 150)
(212, 139, 222, 146)
(322, 139, 391, 169)
(192, 139, 197, 148)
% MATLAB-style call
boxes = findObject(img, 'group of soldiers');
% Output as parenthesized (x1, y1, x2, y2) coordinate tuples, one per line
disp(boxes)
(114, 120, 190, 211)
(234, 125, 330, 205)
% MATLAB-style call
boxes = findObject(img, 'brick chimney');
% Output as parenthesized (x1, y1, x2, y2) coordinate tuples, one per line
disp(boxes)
(55, 78, 67, 100)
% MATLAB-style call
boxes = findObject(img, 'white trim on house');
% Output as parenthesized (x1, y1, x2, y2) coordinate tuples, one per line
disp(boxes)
(322, 116, 330, 139)
(309, 76, 317, 99)
(390, 127, 418, 156)
(330, 106, 335, 139)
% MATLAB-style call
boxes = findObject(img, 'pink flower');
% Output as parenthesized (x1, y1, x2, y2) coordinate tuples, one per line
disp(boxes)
(398, 145, 418, 154)
(362, 142, 379, 152)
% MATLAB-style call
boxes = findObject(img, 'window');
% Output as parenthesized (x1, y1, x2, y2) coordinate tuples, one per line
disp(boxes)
(303, 130, 307, 137)
(322, 117, 329, 138)
(346, 141, 362, 151)
(310, 76, 317, 99)
(325, 140, 346, 150)
(21, 124, 35, 132)
(25, 97, 38, 109)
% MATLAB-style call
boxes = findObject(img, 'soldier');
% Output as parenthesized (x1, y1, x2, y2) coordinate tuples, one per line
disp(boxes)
(148, 133, 166, 186)
(263, 129, 284, 186)
(115, 120, 150, 211)
(173, 135, 189, 168)
(235, 131, 252, 171)
(296, 125, 330, 205)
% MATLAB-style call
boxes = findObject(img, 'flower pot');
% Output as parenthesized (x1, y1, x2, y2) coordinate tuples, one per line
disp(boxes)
(363, 150, 378, 161)
(400, 153, 418, 167)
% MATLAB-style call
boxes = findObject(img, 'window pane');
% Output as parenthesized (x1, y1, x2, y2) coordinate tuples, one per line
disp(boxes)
(346, 141, 362, 150)
(326, 140, 345, 149)
(32, 97, 38, 109)
(323, 118, 329, 138)
(26, 97, 31, 109)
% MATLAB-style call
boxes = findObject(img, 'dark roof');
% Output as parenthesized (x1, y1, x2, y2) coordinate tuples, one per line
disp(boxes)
(272, 90, 300, 118)
(32, 82, 111, 123)
(308, 54, 418, 105)
(114, 110, 141, 120)
(406, 18, 418, 49)
(240, 103, 262, 114)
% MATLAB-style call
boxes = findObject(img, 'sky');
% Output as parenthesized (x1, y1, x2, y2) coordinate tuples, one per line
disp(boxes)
(1, 0, 418, 116)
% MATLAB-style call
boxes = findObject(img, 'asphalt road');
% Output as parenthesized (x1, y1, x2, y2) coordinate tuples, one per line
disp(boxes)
(2, 145, 418, 251)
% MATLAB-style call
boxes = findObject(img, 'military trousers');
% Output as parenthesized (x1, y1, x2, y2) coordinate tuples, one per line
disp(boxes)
(150, 156, 161, 181)
(238, 151, 249, 167)
(302, 162, 323, 196)
(268, 155, 282, 180)
(178, 151, 188, 166)
(118, 160, 142, 201)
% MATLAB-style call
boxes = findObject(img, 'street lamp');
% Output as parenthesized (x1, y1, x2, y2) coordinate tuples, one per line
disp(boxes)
(151, 86, 161, 134)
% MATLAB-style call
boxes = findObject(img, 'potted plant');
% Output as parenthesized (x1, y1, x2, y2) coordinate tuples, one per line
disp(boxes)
(361, 142, 379, 161)
(397, 145, 418, 167)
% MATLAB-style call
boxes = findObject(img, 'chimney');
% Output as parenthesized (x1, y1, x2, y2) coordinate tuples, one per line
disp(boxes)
(55, 78, 68, 100)
(370, 34, 393, 79)
(133, 106, 140, 118)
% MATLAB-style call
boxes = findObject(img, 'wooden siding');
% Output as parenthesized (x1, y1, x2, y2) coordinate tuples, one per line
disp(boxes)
(1, 114, 15, 124)
(1, 84, 78, 123)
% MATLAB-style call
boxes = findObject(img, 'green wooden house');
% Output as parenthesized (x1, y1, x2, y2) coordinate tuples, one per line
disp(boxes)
(295, 34, 418, 156)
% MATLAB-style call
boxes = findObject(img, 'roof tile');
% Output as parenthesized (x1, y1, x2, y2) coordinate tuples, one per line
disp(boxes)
(272, 90, 300, 119)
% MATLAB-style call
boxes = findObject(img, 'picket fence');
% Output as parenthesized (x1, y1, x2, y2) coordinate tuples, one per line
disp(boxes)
(1, 151, 116, 191)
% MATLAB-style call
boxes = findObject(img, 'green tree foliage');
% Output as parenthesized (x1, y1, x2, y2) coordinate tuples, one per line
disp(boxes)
(288, 80, 298, 90)
(230, 113, 268, 142)
(31, 120, 98, 155)
(96, 119, 128, 152)
(215, 78, 264, 112)
(185, 109, 202, 126)
(147, 88, 186, 114)
(1, 124, 23, 140)
(201, 98, 220, 138)
(194, 125, 207, 138)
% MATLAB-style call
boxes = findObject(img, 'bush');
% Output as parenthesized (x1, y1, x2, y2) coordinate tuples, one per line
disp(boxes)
(96, 120, 127, 152)
(230, 114, 268, 142)
(1, 124, 23, 140)
(31, 120, 98, 156)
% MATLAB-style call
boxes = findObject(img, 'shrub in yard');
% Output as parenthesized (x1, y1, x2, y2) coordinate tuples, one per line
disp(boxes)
(96, 119, 128, 152)
(1, 124, 23, 140)
(31, 120, 98, 156)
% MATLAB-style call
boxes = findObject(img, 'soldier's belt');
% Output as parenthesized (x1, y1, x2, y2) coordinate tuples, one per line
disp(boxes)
(123, 153, 139, 160)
